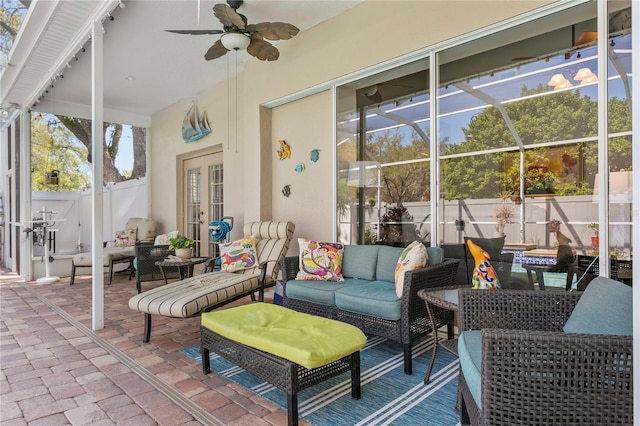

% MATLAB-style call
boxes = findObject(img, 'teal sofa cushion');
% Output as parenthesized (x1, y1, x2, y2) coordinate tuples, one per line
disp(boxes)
(342, 245, 379, 280)
(458, 330, 482, 408)
(563, 276, 632, 335)
(334, 280, 400, 321)
(285, 279, 358, 306)
(376, 246, 404, 283)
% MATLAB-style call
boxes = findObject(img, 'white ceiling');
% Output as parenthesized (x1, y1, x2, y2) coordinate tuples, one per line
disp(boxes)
(1, 0, 360, 123)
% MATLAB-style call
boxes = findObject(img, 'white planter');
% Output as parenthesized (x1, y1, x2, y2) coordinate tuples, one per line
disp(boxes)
(175, 248, 192, 259)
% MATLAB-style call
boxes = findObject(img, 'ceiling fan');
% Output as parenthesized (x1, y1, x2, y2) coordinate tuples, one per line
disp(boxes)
(166, 0, 299, 61)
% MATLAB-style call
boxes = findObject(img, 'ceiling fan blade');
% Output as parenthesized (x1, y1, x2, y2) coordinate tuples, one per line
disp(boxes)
(165, 29, 224, 35)
(213, 4, 245, 29)
(252, 22, 300, 41)
(204, 39, 229, 60)
(247, 39, 279, 61)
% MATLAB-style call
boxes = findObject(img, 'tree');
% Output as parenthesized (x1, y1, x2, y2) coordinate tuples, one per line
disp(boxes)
(440, 86, 631, 199)
(0, 0, 26, 58)
(57, 116, 147, 183)
(31, 117, 91, 192)
(366, 129, 430, 204)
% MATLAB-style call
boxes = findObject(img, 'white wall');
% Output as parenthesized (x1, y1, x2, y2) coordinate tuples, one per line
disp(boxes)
(148, 1, 554, 243)
(271, 90, 334, 255)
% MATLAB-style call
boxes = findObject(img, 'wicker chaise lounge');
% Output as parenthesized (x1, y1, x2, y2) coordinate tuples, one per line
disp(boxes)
(457, 277, 633, 425)
(128, 221, 295, 342)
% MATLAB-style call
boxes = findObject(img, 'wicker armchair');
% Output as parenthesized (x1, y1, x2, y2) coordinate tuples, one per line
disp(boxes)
(134, 242, 180, 293)
(457, 283, 633, 425)
(281, 257, 460, 374)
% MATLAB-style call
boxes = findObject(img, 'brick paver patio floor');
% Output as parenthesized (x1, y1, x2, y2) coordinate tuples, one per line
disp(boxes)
(1, 266, 304, 426)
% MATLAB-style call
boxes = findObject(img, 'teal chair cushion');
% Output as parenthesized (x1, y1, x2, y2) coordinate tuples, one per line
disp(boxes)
(376, 246, 404, 283)
(285, 279, 357, 306)
(563, 276, 632, 335)
(342, 245, 379, 280)
(458, 330, 482, 408)
(334, 280, 400, 321)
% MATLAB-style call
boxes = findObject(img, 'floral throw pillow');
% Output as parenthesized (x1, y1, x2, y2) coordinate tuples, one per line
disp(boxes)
(154, 230, 179, 245)
(114, 227, 137, 247)
(296, 238, 344, 282)
(395, 241, 428, 297)
(220, 236, 258, 273)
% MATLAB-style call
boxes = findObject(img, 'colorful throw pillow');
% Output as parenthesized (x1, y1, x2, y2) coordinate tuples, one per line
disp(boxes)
(296, 238, 344, 282)
(114, 227, 136, 247)
(154, 230, 179, 245)
(220, 236, 258, 273)
(395, 241, 428, 297)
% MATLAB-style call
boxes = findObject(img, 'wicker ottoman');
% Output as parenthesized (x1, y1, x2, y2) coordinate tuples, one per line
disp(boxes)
(200, 303, 367, 426)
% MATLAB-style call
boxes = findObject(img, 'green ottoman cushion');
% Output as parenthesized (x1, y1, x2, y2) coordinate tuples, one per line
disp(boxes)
(201, 302, 367, 370)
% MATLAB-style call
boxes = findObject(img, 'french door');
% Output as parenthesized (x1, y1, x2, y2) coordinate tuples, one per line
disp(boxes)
(182, 152, 223, 258)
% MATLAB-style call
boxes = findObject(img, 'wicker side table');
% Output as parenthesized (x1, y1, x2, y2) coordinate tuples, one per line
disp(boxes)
(417, 286, 462, 385)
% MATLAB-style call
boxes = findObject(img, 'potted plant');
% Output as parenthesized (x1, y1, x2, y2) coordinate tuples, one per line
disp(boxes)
(588, 222, 599, 247)
(169, 235, 195, 259)
(455, 219, 465, 231)
(495, 205, 513, 236)
(546, 219, 561, 233)
(367, 197, 376, 208)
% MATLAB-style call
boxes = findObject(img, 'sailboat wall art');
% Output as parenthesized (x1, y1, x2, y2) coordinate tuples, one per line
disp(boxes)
(182, 101, 211, 143)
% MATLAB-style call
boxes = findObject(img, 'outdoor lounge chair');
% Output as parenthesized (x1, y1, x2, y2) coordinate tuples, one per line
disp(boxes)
(70, 217, 158, 286)
(128, 220, 295, 342)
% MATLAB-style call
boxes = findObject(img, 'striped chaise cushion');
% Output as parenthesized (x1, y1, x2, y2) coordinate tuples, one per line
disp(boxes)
(129, 271, 261, 318)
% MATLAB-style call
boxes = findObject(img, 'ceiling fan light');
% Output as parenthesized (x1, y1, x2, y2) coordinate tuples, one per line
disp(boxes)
(221, 32, 250, 51)
(574, 67, 597, 82)
(547, 73, 567, 87)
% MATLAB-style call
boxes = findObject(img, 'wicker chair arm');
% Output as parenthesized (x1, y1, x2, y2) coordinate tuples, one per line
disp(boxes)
(400, 259, 460, 301)
(479, 328, 632, 424)
(458, 288, 582, 333)
(280, 256, 300, 285)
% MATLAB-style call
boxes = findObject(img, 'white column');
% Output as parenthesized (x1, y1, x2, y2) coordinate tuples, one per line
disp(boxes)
(91, 21, 105, 331)
(19, 107, 32, 280)
(596, 0, 609, 278)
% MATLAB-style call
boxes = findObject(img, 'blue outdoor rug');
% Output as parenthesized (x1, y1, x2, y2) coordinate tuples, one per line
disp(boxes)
(181, 335, 460, 425)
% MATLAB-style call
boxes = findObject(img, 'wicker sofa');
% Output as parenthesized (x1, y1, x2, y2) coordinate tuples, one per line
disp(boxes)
(457, 277, 633, 425)
(281, 244, 459, 375)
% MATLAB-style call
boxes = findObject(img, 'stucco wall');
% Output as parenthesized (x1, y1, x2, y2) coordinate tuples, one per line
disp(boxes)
(149, 0, 554, 241)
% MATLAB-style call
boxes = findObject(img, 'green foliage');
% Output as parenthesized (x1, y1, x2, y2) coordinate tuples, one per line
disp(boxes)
(31, 116, 91, 192)
(169, 235, 195, 250)
(441, 89, 632, 199)
(0, 0, 26, 56)
(366, 129, 430, 204)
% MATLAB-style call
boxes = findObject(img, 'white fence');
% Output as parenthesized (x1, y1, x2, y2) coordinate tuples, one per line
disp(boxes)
(32, 177, 148, 256)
